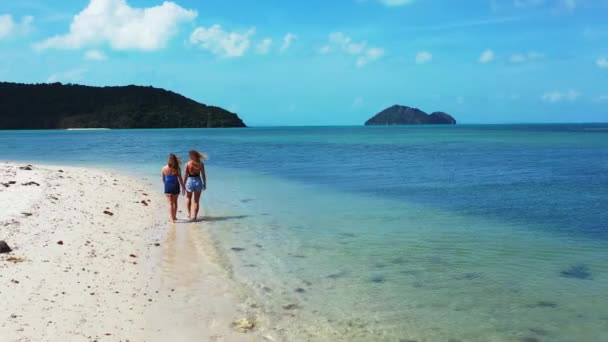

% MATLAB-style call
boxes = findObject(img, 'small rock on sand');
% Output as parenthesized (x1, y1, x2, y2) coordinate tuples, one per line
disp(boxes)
(57, 240, 64, 245)
(233, 318, 256, 332)
(19, 165, 33, 170)
(0, 241, 12, 254)
(103, 210, 114, 216)
(282, 304, 300, 310)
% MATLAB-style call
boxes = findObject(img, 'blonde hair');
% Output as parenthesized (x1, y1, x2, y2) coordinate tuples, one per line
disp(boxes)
(189, 150, 208, 167)
(167, 154, 182, 174)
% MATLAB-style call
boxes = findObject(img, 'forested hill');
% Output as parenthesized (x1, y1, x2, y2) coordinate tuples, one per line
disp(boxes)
(365, 105, 456, 126)
(0, 82, 246, 129)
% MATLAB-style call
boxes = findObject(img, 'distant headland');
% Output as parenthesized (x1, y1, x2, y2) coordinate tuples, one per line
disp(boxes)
(365, 105, 457, 126)
(0, 82, 246, 129)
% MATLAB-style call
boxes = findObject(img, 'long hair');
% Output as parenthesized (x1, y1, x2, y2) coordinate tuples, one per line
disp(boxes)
(167, 154, 182, 174)
(189, 150, 208, 168)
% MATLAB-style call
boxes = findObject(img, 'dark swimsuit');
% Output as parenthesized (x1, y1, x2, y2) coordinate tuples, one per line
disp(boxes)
(164, 174, 180, 195)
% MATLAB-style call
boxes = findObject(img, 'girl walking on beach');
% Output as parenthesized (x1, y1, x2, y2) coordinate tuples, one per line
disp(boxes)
(184, 150, 207, 221)
(162, 154, 185, 222)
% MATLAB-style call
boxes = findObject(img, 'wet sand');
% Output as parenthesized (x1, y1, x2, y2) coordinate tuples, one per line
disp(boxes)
(0, 162, 264, 342)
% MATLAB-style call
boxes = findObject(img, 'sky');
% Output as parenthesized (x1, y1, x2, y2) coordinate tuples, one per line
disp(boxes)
(0, 0, 607, 125)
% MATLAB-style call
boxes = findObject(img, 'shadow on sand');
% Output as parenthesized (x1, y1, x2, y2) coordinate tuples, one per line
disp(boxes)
(198, 215, 250, 222)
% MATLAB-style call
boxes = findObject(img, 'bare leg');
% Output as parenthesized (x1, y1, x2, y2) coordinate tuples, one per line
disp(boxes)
(186, 191, 193, 218)
(193, 191, 202, 221)
(165, 195, 174, 222)
(171, 195, 178, 221)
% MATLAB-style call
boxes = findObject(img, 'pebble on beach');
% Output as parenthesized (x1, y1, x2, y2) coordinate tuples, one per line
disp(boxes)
(0, 240, 12, 253)
(233, 318, 256, 332)
(283, 304, 300, 310)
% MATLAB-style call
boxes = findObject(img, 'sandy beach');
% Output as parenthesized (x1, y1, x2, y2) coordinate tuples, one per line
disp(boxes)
(0, 162, 264, 342)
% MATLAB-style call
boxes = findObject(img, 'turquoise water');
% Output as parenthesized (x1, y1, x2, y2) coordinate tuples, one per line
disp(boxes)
(1, 125, 607, 341)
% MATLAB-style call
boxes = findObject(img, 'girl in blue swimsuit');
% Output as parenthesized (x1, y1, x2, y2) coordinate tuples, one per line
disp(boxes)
(161, 154, 185, 222)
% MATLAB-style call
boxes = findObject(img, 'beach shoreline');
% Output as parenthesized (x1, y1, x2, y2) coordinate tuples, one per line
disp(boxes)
(0, 162, 264, 342)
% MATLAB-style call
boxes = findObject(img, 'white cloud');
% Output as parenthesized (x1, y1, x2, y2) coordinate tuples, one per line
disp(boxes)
(560, 0, 577, 11)
(47, 68, 87, 83)
(84, 49, 107, 61)
(280, 33, 296, 52)
(35, 0, 196, 51)
(322, 32, 384, 67)
(21, 15, 34, 33)
(255, 38, 272, 55)
(513, 0, 545, 8)
(326, 32, 365, 54)
(345, 41, 366, 55)
(415, 51, 432, 64)
(319, 45, 332, 54)
(190, 25, 255, 58)
(0, 15, 14, 39)
(510, 51, 544, 63)
(510, 54, 526, 63)
(356, 47, 384, 67)
(379, 0, 415, 6)
(490, 0, 502, 12)
(541, 89, 581, 103)
(582, 28, 608, 41)
(0, 14, 34, 39)
(596, 57, 608, 69)
(479, 49, 495, 63)
(594, 94, 608, 103)
(328, 32, 353, 50)
(513, 0, 578, 12)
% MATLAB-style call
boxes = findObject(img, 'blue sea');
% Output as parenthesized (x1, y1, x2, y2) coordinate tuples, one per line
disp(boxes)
(1, 125, 607, 341)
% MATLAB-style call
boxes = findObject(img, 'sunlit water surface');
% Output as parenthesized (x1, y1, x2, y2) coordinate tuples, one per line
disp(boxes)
(1, 125, 607, 341)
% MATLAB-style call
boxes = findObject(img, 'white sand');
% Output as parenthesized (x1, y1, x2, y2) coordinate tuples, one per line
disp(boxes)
(0, 163, 266, 342)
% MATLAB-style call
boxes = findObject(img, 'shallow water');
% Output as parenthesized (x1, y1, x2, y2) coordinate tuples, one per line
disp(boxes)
(1, 125, 607, 341)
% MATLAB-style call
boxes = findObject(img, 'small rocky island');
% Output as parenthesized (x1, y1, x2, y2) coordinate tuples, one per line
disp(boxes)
(0, 82, 246, 129)
(365, 105, 456, 126)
